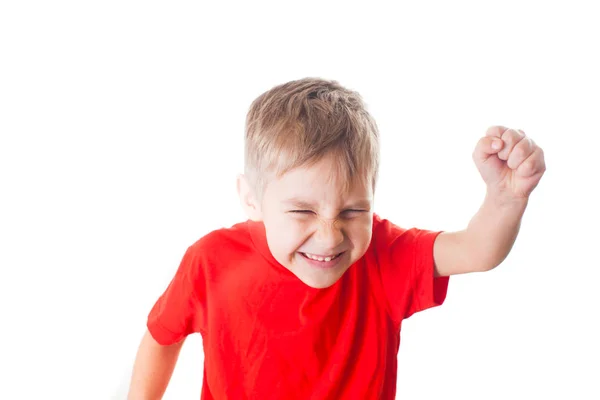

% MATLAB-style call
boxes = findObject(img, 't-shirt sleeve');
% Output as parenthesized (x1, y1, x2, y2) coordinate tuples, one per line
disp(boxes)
(147, 244, 207, 345)
(374, 216, 450, 322)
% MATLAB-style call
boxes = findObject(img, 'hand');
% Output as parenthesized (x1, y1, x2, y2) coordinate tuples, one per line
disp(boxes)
(473, 126, 546, 201)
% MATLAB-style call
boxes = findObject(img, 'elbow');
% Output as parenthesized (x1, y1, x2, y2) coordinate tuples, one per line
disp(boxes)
(468, 246, 509, 273)
(474, 253, 507, 273)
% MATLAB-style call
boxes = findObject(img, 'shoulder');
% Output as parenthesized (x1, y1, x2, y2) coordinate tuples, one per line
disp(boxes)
(371, 213, 414, 246)
(180, 221, 254, 274)
(370, 214, 439, 259)
(188, 220, 253, 255)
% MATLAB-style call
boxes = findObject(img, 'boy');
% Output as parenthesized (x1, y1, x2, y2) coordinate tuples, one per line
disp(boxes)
(128, 78, 546, 399)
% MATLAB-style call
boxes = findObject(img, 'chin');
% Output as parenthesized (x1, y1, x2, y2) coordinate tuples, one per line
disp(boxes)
(293, 258, 350, 289)
(299, 275, 339, 289)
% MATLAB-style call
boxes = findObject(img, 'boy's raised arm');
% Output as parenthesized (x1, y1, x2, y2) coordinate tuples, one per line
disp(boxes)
(433, 126, 546, 277)
(127, 330, 185, 400)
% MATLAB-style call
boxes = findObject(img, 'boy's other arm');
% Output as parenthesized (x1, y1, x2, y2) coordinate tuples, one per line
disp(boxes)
(127, 329, 185, 400)
(433, 126, 546, 277)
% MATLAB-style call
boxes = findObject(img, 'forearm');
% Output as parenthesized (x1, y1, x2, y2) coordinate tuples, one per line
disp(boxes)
(464, 191, 528, 271)
(128, 330, 184, 400)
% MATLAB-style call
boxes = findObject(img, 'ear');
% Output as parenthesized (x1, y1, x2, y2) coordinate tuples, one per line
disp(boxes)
(236, 174, 262, 221)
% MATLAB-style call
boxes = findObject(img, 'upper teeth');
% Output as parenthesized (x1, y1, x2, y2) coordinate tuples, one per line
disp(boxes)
(304, 252, 339, 262)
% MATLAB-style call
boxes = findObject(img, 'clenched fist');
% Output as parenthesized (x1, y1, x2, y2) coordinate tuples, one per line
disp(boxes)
(473, 126, 546, 201)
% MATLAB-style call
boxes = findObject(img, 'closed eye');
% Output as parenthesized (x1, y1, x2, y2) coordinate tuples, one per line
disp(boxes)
(288, 209, 368, 217)
(341, 209, 367, 217)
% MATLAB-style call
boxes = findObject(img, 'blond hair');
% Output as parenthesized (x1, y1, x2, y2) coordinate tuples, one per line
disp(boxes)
(244, 77, 380, 200)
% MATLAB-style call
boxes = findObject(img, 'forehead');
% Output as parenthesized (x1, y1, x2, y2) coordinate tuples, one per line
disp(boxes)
(264, 157, 373, 207)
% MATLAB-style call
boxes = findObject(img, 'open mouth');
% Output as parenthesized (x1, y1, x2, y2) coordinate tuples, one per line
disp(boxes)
(300, 252, 344, 262)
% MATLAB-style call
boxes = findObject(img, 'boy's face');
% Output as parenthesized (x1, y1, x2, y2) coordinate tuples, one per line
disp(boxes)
(245, 157, 374, 289)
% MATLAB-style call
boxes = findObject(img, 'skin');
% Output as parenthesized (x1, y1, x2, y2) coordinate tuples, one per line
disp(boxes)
(238, 156, 375, 289)
(127, 331, 185, 400)
(433, 126, 546, 276)
(127, 125, 546, 397)
(238, 126, 547, 281)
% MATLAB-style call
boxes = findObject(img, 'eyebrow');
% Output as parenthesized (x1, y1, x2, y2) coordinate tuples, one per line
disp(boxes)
(283, 198, 372, 209)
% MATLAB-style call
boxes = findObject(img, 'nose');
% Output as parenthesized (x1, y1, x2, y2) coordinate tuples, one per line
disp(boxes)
(314, 218, 344, 251)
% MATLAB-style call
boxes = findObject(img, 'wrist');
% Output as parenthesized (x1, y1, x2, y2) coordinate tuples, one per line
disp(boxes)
(484, 189, 529, 212)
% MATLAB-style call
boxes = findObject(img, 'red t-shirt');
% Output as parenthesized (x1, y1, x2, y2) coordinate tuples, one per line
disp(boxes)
(147, 214, 450, 399)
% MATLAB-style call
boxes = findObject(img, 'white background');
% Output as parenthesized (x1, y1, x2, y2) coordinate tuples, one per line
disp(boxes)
(1, 1, 599, 399)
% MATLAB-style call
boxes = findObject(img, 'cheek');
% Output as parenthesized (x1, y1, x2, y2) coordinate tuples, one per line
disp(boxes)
(347, 219, 373, 250)
(272, 219, 310, 254)
(288, 223, 312, 251)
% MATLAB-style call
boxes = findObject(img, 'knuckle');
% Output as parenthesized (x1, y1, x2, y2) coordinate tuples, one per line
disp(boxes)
(486, 126, 499, 135)
(524, 159, 536, 174)
(513, 146, 525, 158)
(502, 129, 517, 143)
